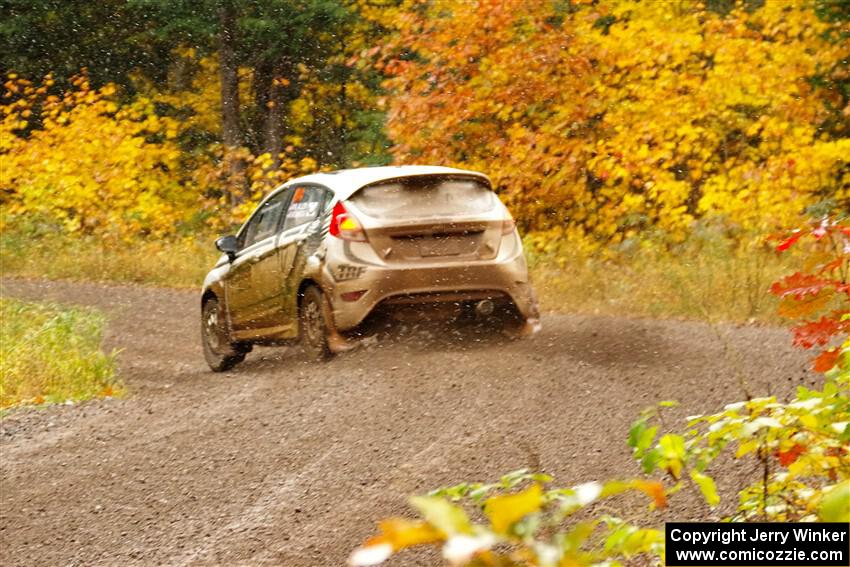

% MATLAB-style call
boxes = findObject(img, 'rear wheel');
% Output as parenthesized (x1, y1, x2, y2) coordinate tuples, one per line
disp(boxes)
(202, 297, 246, 372)
(299, 285, 331, 361)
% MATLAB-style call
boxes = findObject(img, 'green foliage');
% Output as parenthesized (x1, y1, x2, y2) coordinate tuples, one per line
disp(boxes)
(632, 374, 850, 521)
(819, 480, 850, 522)
(0, 297, 120, 409)
(352, 215, 850, 565)
(350, 470, 665, 567)
(126, 0, 389, 167)
(0, 0, 171, 87)
(630, 216, 850, 522)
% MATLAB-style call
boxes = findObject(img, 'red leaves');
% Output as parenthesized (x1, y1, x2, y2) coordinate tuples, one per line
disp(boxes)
(813, 349, 840, 373)
(770, 273, 831, 300)
(775, 444, 806, 467)
(770, 217, 849, 370)
(776, 231, 802, 252)
(774, 219, 850, 253)
(792, 316, 843, 349)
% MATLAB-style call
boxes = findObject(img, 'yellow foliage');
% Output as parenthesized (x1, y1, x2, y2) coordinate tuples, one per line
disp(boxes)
(483, 483, 543, 535)
(190, 145, 321, 232)
(380, 0, 849, 247)
(0, 70, 323, 238)
(138, 50, 252, 139)
(152, 53, 223, 135)
(1, 73, 193, 237)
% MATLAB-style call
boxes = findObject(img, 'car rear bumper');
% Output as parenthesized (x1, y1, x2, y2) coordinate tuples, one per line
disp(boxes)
(323, 251, 537, 331)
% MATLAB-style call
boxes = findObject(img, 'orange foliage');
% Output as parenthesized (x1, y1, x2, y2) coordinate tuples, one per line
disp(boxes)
(377, 0, 850, 249)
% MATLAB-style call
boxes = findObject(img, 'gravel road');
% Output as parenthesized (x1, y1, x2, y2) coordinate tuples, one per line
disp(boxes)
(0, 278, 814, 566)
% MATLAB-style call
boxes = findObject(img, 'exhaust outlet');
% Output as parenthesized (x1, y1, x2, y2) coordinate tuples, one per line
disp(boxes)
(475, 299, 495, 317)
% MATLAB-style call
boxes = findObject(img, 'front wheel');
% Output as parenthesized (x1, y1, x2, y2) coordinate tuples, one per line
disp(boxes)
(299, 285, 331, 361)
(202, 297, 246, 372)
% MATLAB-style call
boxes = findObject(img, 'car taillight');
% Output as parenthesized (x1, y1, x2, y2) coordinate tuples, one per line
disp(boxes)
(502, 213, 517, 235)
(330, 201, 367, 241)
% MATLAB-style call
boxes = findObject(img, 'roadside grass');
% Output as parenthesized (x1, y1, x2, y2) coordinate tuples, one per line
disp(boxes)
(0, 297, 121, 409)
(1, 227, 798, 324)
(528, 232, 796, 324)
(1, 230, 216, 288)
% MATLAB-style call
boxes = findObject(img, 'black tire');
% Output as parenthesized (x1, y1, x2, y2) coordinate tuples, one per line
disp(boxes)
(201, 297, 246, 372)
(299, 285, 331, 361)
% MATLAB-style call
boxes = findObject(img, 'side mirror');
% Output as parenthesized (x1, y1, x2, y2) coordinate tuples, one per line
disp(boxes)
(215, 235, 239, 262)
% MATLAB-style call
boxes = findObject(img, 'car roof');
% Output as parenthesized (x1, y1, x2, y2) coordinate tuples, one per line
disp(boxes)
(281, 165, 491, 200)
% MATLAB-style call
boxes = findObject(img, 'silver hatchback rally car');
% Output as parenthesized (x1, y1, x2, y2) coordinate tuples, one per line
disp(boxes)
(201, 165, 540, 370)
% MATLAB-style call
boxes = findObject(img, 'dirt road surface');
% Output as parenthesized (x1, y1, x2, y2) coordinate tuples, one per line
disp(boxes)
(0, 278, 813, 566)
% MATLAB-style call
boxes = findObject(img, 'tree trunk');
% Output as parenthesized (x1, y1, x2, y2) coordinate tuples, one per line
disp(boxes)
(335, 79, 348, 167)
(334, 37, 349, 167)
(218, 1, 245, 203)
(263, 59, 295, 171)
(252, 60, 273, 150)
(219, 1, 241, 149)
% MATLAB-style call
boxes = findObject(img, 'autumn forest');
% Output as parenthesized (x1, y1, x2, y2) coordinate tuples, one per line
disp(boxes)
(2, 2, 850, 565)
(2, 0, 847, 246)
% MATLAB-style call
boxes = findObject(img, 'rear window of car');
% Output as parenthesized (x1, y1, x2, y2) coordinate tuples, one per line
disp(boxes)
(351, 176, 496, 219)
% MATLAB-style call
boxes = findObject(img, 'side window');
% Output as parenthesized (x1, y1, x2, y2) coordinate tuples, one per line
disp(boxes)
(240, 190, 289, 248)
(282, 186, 327, 232)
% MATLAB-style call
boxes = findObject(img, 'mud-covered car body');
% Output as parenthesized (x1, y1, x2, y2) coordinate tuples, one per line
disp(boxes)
(201, 165, 539, 369)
